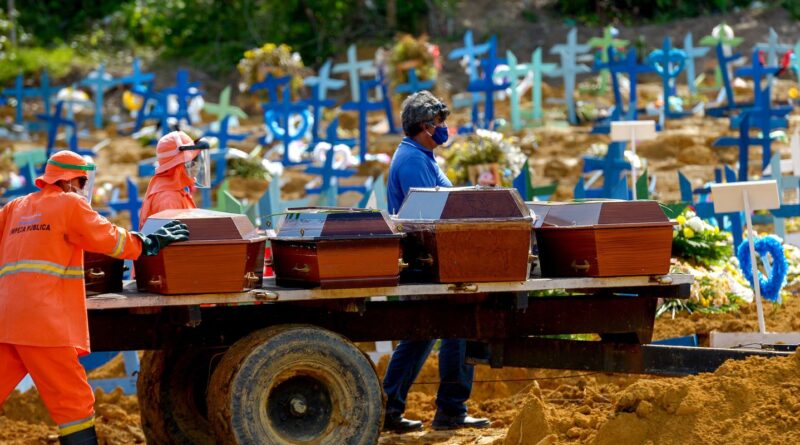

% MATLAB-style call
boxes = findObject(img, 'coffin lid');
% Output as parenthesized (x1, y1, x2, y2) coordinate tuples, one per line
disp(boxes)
(395, 187, 533, 221)
(526, 200, 675, 229)
(141, 208, 267, 245)
(271, 207, 402, 241)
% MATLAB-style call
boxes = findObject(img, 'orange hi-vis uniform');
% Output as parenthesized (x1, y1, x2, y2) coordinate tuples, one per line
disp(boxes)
(139, 131, 198, 228)
(0, 151, 144, 436)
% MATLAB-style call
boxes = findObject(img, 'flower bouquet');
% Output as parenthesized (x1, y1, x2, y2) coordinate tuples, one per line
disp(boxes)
(671, 209, 732, 266)
(440, 129, 527, 187)
(237, 43, 309, 99)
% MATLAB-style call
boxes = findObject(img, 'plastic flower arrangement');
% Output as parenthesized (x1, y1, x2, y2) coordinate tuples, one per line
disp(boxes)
(440, 129, 527, 187)
(237, 43, 308, 97)
(388, 34, 438, 91)
(671, 209, 732, 266)
(660, 258, 751, 317)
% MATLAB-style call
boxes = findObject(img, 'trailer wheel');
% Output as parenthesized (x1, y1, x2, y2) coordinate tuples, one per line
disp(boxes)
(138, 348, 221, 445)
(207, 325, 384, 445)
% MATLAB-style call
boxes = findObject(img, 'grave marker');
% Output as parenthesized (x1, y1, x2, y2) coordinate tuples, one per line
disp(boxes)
(300, 84, 336, 144)
(342, 79, 389, 161)
(548, 28, 591, 125)
(250, 73, 291, 103)
(681, 32, 710, 95)
(38, 101, 93, 157)
(467, 36, 508, 128)
(447, 30, 491, 82)
(204, 86, 247, 121)
(304, 60, 346, 101)
(395, 67, 435, 95)
(79, 64, 117, 129)
(262, 87, 311, 165)
(332, 44, 375, 102)
(161, 69, 202, 125)
(493, 50, 531, 130)
(116, 58, 155, 90)
(575, 141, 631, 199)
(108, 177, 143, 231)
(646, 37, 688, 121)
(587, 26, 628, 95)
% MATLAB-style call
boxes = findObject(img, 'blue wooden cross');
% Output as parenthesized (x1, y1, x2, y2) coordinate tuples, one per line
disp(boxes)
(591, 48, 655, 134)
(646, 37, 688, 120)
(375, 70, 399, 134)
(204, 86, 247, 121)
(125, 85, 169, 139)
(730, 50, 790, 133)
(203, 115, 249, 187)
(35, 70, 61, 118)
(79, 64, 117, 129)
(678, 167, 743, 247)
(342, 79, 388, 161)
(305, 144, 356, 197)
(548, 28, 591, 125)
(303, 60, 345, 101)
(704, 43, 744, 117)
(299, 84, 335, 144)
(681, 32, 710, 95)
(108, 177, 143, 231)
(735, 49, 779, 109)
(2, 74, 40, 125)
(2, 149, 46, 199)
(395, 67, 435, 95)
(137, 156, 157, 177)
(575, 142, 631, 199)
(116, 58, 155, 90)
(161, 69, 202, 125)
(447, 30, 491, 82)
(38, 101, 93, 157)
(250, 73, 291, 103)
(332, 44, 375, 102)
(262, 87, 311, 165)
(466, 36, 508, 129)
(765, 154, 800, 238)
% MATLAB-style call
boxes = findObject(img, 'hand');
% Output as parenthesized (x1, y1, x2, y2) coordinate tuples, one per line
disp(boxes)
(141, 220, 190, 256)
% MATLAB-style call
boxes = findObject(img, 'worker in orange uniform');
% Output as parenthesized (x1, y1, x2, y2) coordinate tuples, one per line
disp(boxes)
(139, 130, 210, 228)
(0, 151, 190, 445)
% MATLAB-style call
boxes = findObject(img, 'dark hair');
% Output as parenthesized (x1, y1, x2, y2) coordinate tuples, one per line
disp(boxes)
(400, 90, 450, 137)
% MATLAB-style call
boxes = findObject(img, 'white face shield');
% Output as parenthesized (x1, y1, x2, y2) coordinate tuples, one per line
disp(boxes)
(179, 138, 211, 189)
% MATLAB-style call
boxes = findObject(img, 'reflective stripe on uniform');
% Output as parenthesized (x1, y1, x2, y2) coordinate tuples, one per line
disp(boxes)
(0, 260, 84, 280)
(109, 227, 126, 258)
(58, 415, 95, 436)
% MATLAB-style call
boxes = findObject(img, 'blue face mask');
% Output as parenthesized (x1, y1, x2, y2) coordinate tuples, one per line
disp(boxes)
(429, 125, 449, 145)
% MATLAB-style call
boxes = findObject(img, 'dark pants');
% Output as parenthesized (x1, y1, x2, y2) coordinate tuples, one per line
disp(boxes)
(383, 339, 474, 419)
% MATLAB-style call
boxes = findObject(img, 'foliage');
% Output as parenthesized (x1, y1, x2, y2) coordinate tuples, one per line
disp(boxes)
(236, 43, 308, 96)
(440, 129, 527, 187)
(388, 34, 438, 89)
(659, 258, 751, 317)
(228, 157, 270, 181)
(671, 209, 732, 266)
(554, 0, 777, 25)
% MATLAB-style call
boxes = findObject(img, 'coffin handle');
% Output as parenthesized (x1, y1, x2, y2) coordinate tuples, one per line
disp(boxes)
(292, 264, 311, 274)
(417, 254, 434, 266)
(149, 275, 163, 289)
(398, 259, 409, 270)
(87, 268, 106, 281)
(571, 260, 591, 273)
(244, 271, 260, 288)
(528, 254, 538, 264)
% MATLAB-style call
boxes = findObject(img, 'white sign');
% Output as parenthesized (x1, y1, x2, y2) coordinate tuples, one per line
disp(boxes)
(710, 180, 779, 213)
(610, 120, 657, 142)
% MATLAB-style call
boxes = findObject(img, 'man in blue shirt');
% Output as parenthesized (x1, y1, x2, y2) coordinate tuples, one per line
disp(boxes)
(383, 91, 490, 432)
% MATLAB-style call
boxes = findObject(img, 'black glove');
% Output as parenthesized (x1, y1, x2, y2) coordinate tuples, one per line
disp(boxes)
(137, 220, 190, 256)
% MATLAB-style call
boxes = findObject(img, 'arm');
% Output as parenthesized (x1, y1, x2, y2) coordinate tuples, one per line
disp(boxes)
(66, 197, 144, 260)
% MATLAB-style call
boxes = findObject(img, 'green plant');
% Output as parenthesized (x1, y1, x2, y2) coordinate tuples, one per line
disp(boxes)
(440, 129, 527, 187)
(388, 34, 437, 91)
(228, 157, 270, 181)
(671, 209, 732, 266)
(236, 43, 308, 97)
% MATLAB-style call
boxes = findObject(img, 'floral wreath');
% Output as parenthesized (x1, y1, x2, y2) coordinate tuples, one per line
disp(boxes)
(736, 235, 788, 303)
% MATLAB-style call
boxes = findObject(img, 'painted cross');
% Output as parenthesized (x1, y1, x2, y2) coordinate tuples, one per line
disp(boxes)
(2, 149, 46, 199)
(250, 73, 291, 103)
(261, 87, 311, 165)
(587, 26, 629, 95)
(524, 48, 558, 123)
(712, 107, 789, 181)
(467, 36, 508, 128)
(79, 64, 117, 129)
(395, 67, 435, 95)
(791, 40, 800, 85)
(2, 74, 41, 125)
(129, 86, 169, 137)
(305, 143, 356, 196)
(703, 42, 744, 117)
(116, 58, 155, 90)
(38, 101, 93, 157)
(108, 177, 143, 231)
(299, 84, 336, 144)
(754, 28, 792, 73)
(734, 49, 780, 113)
(678, 167, 743, 248)
(203, 115, 250, 186)
(161, 69, 202, 125)
(646, 37, 688, 121)
(303, 60, 345, 101)
(513, 159, 557, 201)
(332, 44, 375, 102)
(447, 30, 491, 82)
(681, 32, 710, 95)
(493, 50, 531, 131)
(591, 47, 654, 134)
(575, 141, 631, 199)
(548, 28, 591, 125)
(256, 175, 311, 230)
(376, 70, 399, 134)
(765, 154, 800, 239)
(204, 86, 247, 122)
(342, 79, 389, 161)
(35, 70, 61, 118)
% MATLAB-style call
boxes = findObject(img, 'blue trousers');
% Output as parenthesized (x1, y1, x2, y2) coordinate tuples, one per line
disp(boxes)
(382, 339, 474, 418)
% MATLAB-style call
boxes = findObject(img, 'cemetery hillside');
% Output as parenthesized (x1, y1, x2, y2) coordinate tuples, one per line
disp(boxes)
(4, 1, 800, 444)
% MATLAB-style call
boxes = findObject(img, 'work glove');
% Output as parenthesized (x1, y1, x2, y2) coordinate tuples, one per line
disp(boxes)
(136, 219, 190, 256)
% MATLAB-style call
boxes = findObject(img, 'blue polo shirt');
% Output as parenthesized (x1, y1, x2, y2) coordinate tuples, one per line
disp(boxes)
(387, 137, 452, 214)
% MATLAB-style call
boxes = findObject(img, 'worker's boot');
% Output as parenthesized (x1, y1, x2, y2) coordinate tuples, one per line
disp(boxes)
(59, 426, 98, 445)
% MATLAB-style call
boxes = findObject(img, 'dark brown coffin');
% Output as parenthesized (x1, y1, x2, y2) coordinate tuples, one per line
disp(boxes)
(270, 207, 404, 289)
(84, 252, 124, 295)
(394, 187, 533, 283)
(135, 209, 267, 295)
(528, 200, 675, 277)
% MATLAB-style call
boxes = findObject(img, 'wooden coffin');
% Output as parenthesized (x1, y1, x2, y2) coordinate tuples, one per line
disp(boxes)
(84, 252, 124, 295)
(528, 200, 675, 277)
(135, 209, 267, 295)
(394, 187, 533, 283)
(270, 207, 404, 289)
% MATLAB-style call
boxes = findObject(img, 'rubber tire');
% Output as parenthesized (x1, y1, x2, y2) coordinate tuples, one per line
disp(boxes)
(137, 348, 222, 445)
(207, 325, 384, 445)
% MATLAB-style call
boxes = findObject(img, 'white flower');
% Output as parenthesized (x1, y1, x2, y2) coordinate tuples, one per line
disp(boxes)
(686, 217, 705, 233)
